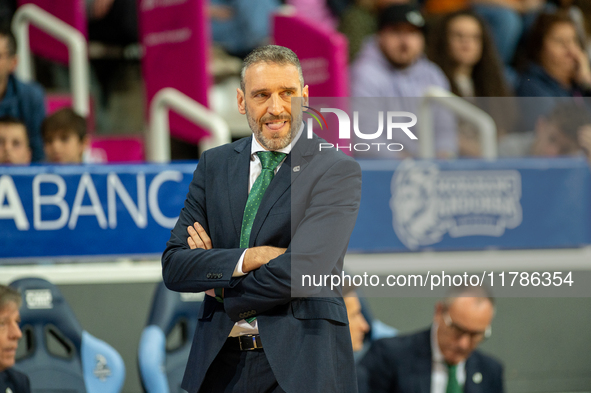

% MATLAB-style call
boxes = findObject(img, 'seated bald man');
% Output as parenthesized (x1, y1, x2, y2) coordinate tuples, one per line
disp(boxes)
(359, 285, 504, 393)
(0, 285, 30, 393)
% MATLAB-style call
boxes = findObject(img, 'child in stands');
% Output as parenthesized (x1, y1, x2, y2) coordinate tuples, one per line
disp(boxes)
(0, 116, 31, 165)
(42, 108, 88, 164)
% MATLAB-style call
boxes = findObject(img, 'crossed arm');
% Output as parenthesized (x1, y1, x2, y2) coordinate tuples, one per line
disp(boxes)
(163, 151, 361, 320)
(186, 221, 286, 297)
(187, 221, 286, 273)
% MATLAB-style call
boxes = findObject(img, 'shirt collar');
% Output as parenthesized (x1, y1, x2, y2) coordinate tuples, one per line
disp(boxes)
(431, 323, 445, 363)
(250, 122, 304, 157)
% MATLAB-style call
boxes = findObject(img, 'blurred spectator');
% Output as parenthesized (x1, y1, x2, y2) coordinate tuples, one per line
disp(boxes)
(339, 0, 409, 62)
(343, 284, 397, 393)
(547, 0, 587, 43)
(427, 10, 509, 97)
(573, 0, 591, 57)
(210, 0, 281, 58)
(88, 0, 138, 46)
(427, 10, 513, 156)
(499, 102, 591, 163)
(0, 116, 31, 165)
(350, 3, 447, 98)
(0, 27, 45, 162)
(286, 0, 349, 31)
(516, 12, 591, 129)
(358, 285, 504, 393)
(350, 3, 457, 158)
(472, 0, 545, 66)
(0, 1, 16, 27)
(42, 108, 88, 164)
(0, 285, 30, 393)
(343, 286, 371, 353)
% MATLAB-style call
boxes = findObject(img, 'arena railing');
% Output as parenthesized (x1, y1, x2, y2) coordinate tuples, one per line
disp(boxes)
(12, 4, 90, 117)
(419, 86, 498, 160)
(148, 87, 231, 162)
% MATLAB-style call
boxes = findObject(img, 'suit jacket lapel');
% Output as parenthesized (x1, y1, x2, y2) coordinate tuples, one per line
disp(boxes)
(249, 153, 291, 247)
(249, 126, 317, 246)
(289, 127, 316, 183)
(415, 329, 433, 393)
(464, 355, 484, 393)
(227, 137, 251, 240)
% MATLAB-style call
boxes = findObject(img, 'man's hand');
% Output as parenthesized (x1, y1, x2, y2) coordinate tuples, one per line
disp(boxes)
(187, 222, 212, 250)
(578, 125, 591, 164)
(571, 44, 591, 87)
(187, 222, 215, 297)
(243, 246, 287, 273)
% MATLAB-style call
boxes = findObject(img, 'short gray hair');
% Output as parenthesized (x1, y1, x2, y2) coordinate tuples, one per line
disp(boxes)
(0, 285, 22, 310)
(442, 284, 495, 308)
(240, 45, 304, 92)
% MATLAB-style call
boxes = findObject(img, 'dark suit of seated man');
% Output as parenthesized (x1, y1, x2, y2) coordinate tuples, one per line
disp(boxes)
(359, 286, 504, 393)
(0, 285, 31, 393)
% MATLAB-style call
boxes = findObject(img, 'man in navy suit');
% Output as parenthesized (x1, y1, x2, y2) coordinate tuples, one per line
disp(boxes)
(0, 285, 31, 393)
(163, 45, 362, 393)
(359, 286, 504, 393)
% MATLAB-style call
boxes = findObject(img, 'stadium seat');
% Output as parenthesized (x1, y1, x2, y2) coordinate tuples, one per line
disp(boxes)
(9, 277, 125, 393)
(138, 282, 203, 393)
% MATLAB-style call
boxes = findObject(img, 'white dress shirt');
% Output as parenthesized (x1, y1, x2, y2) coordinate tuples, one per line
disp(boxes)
(430, 323, 466, 393)
(228, 124, 303, 337)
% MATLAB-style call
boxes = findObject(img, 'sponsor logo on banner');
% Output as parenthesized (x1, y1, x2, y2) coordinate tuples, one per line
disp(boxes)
(25, 289, 53, 309)
(390, 160, 523, 250)
(93, 354, 111, 381)
(144, 28, 192, 47)
(0, 171, 182, 232)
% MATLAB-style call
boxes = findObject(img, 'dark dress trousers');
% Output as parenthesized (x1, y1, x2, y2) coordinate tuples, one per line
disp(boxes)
(162, 131, 362, 393)
(358, 329, 505, 393)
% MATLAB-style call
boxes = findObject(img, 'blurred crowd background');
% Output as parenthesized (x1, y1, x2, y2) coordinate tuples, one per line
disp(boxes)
(2, 0, 591, 164)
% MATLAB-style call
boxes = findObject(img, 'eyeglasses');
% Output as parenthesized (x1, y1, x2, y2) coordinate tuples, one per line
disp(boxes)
(448, 31, 482, 42)
(443, 312, 491, 342)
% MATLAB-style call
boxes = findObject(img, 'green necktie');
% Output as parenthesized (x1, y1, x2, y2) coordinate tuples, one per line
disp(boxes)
(240, 151, 285, 322)
(215, 151, 286, 319)
(446, 364, 462, 393)
(240, 151, 286, 248)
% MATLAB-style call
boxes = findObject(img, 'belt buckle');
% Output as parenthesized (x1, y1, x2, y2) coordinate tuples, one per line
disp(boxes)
(239, 335, 260, 351)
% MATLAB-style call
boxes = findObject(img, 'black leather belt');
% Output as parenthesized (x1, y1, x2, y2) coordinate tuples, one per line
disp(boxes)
(228, 334, 263, 351)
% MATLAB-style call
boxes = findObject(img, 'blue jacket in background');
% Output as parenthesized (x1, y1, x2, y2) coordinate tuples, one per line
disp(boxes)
(0, 74, 46, 162)
(516, 63, 591, 131)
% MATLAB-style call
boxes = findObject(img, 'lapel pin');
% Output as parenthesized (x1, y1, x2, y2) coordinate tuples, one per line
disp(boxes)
(472, 372, 483, 384)
(293, 166, 300, 172)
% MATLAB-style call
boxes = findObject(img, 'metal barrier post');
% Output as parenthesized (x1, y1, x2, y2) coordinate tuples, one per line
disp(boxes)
(12, 4, 89, 117)
(419, 86, 498, 159)
(148, 88, 231, 162)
